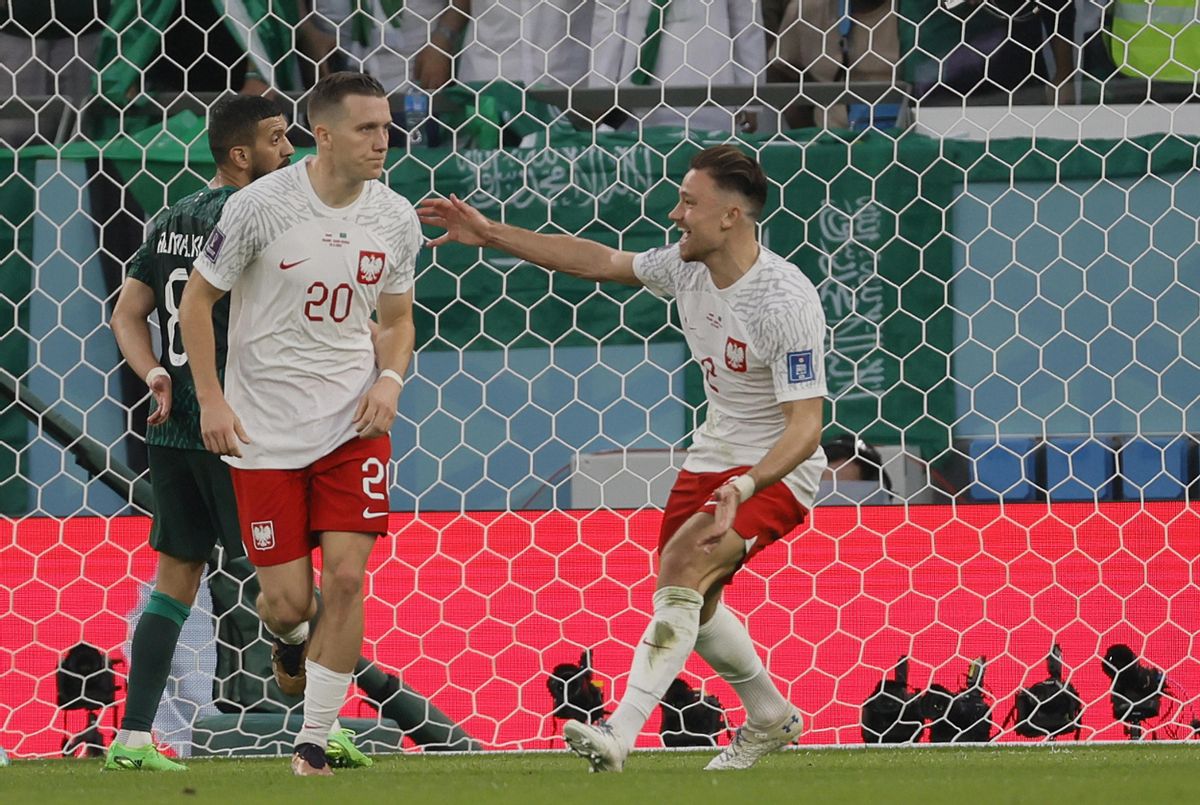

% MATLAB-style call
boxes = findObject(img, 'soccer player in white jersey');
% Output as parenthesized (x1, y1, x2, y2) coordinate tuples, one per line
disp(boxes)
(419, 145, 827, 772)
(178, 72, 422, 777)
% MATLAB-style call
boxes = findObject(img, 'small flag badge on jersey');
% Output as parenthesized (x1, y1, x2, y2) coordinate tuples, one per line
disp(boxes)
(357, 251, 385, 284)
(202, 226, 226, 262)
(724, 337, 748, 372)
(787, 350, 815, 383)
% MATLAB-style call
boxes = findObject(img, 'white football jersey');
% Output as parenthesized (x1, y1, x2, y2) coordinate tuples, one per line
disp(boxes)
(194, 158, 421, 470)
(634, 244, 829, 508)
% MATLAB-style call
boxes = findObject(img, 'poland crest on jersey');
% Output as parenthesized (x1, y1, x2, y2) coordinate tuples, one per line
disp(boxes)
(357, 250, 385, 284)
(251, 520, 276, 551)
(725, 337, 748, 372)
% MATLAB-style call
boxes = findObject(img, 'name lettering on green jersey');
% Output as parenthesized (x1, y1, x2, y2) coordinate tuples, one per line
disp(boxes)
(156, 231, 207, 258)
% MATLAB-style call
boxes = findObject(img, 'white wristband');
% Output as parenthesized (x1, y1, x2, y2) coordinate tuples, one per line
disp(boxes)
(730, 474, 756, 503)
(379, 369, 405, 389)
(145, 366, 169, 385)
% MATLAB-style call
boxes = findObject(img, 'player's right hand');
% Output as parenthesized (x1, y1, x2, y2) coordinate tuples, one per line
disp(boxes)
(417, 194, 492, 248)
(702, 483, 741, 553)
(146, 372, 173, 426)
(200, 399, 251, 458)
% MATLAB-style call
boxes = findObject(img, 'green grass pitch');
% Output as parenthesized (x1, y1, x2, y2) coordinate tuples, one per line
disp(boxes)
(2, 746, 1195, 804)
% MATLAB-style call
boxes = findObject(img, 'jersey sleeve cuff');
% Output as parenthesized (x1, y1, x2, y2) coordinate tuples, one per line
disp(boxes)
(775, 387, 828, 403)
(193, 259, 233, 292)
(632, 252, 669, 299)
(381, 279, 415, 295)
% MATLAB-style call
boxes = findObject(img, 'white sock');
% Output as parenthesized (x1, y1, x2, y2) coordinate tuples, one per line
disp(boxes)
(294, 660, 352, 749)
(328, 718, 342, 737)
(273, 620, 310, 645)
(607, 586, 703, 752)
(694, 602, 793, 728)
(116, 729, 152, 749)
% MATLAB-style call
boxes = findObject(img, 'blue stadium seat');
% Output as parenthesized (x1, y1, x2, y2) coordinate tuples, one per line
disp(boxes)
(969, 438, 1037, 501)
(1120, 438, 1189, 500)
(1044, 438, 1115, 501)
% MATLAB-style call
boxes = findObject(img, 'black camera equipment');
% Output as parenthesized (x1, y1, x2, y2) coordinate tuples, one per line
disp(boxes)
(861, 656, 923, 743)
(57, 642, 121, 757)
(822, 435, 895, 493)
(547, 649, 607, 724)
(1006, 644, 1082, 740)
(920, 656, 994, 743)
(658, 677, 727, 747)
(1101, 643, 1166, 739)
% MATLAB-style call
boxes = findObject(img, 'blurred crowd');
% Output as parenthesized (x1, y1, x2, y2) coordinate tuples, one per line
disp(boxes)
(0, 0, 1192, 145)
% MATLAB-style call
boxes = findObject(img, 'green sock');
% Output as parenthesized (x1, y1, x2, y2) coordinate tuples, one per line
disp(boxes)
(120, 590, 190, 733)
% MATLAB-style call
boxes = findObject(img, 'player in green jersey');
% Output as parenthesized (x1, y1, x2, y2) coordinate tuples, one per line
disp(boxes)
(107, 94, 297, 771)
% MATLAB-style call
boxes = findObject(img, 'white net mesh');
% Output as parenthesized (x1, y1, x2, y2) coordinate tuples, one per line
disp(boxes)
(2, 0, 1199, 758)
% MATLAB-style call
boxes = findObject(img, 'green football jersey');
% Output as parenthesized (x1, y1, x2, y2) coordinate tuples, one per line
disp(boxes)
(127, 186, 236, 450)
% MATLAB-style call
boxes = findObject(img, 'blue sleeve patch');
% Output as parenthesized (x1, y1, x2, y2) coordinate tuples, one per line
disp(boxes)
(787, 350, 815, 384)
(202, 226, 226, 262)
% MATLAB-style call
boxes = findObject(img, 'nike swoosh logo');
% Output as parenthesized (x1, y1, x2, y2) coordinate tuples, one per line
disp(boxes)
(362, 508, 388, 519)
(279, 258, 310, 270)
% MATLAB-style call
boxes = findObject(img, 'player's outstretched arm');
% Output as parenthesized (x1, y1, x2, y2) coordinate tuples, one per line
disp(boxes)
(110, 277, 173, 425)
(417, 194, 641, 286)
(354, 290, 414, 440)
(707, 397, 824, 543)
(179, 271, 250, 457)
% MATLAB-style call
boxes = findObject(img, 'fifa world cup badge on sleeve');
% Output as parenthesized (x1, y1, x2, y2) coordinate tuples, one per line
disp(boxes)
(787, 350, 815, 384)
(203, 226, 226, 262)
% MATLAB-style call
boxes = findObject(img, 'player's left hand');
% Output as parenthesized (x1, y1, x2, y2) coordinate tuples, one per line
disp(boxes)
(146, 372, 172, 426)
(701, 483, 741, 553)
(354, 379, 401, 439)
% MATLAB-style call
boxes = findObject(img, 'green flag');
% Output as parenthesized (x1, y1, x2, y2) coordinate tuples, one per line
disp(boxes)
(631, 0, 671, 87)
(96, 0, 305, 112)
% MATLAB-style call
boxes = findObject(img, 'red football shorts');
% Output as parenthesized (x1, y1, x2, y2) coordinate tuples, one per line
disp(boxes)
(229, 436, 391, 567)
(657, 465, 808, 562)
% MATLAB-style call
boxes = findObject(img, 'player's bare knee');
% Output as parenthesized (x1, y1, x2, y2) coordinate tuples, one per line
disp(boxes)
(660, 529, 741, 592)
(155, 555, 206, 605)
(258, 587, 309, 631)
(658, 539, 707, 588)
(700, 580, 731, 622)
(320, 565, 364, 608)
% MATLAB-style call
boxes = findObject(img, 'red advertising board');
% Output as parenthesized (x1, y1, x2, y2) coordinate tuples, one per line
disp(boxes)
(3, 503, 1198, 756)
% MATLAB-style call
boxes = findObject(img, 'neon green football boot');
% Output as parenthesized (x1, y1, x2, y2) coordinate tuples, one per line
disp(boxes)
(326, 728, 374, 768)
(104, 741, 187, 771)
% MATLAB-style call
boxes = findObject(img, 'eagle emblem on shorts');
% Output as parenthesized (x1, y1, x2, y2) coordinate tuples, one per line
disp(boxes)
(724, 337, 748, 372)
(357, 250, 386, 284)
(251, 520, 276, 551)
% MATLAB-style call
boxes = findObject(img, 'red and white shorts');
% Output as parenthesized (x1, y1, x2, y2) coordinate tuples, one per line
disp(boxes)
(657, 465, 808, 562)
(229, 436, 391, 567)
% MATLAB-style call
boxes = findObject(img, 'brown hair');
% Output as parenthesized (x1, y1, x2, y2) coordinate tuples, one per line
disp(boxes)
(306, 71, 387, 122)
(689, 145, 768, 219)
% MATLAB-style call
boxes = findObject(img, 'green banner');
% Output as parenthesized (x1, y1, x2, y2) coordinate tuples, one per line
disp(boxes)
(85, 122, 959, 465)
(752, 136, 956, 463)
(9, 116, 1199, 477)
